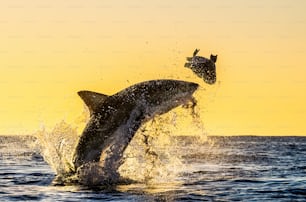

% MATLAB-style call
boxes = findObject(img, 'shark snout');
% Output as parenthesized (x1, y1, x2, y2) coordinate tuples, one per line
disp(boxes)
(186, 82, 199, 93)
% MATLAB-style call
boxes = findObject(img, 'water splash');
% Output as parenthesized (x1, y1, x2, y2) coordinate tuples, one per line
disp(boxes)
(34, 121, 78, 175)
(119, 99, 207, 184)
(33, 97, 208, 185)
(33, 105, 90, 177)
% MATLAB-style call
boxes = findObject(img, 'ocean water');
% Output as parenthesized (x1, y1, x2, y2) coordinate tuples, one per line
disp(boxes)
(1, 135, 306, 201)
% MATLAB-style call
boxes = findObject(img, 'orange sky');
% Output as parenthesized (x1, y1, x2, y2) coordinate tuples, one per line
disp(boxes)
(0, 0, 306, 135)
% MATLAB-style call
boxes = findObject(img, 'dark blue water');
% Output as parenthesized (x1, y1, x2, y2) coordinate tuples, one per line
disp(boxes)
(1, 135, 306, 201)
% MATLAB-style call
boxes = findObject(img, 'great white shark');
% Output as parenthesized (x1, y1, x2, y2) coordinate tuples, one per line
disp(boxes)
(57, 79, 199, 185)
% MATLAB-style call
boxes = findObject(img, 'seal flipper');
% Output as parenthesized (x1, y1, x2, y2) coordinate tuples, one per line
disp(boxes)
(78, 91, 108, 115)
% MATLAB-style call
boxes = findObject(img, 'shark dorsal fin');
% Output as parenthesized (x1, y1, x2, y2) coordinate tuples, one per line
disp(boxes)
(78, 91, 108, 115)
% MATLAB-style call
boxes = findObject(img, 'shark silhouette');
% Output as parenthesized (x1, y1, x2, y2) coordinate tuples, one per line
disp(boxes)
(55, 79, 198, 185)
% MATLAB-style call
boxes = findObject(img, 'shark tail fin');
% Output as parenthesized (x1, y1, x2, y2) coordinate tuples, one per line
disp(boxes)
(78, 91, 109, 115)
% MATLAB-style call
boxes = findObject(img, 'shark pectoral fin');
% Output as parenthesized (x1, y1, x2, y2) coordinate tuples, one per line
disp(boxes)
(78, 91, 109, 115)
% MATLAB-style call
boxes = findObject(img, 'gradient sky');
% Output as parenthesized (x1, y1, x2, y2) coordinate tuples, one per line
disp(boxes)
(0, 0, 305, 135)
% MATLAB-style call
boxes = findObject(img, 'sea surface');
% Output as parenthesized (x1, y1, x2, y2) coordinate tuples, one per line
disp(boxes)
(1, 135, 306, 201)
